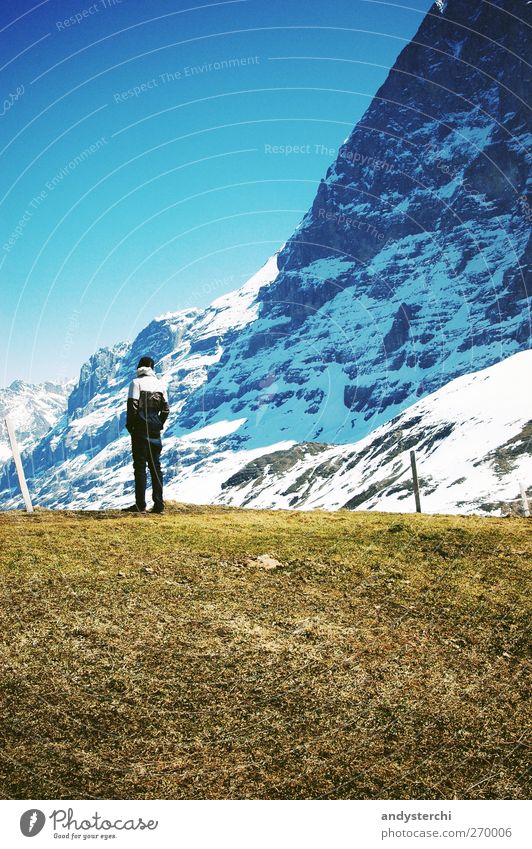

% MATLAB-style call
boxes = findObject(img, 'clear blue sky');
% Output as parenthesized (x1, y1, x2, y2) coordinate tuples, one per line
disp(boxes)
(0, 0, 434, 386)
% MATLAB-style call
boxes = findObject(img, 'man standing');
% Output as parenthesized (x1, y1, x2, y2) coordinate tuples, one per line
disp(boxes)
(124, 356, 170, 514)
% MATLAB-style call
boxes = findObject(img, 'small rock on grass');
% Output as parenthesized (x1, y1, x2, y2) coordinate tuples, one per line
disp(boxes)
(247, 553, 282, 570)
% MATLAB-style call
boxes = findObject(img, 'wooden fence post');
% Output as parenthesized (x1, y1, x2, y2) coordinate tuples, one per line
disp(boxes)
(519, 482, 530, 517)
(410, 449, 422, 513)
(5, 415, 34, 513)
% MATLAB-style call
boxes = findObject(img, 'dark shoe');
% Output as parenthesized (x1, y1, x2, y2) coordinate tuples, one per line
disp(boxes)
(122, 504, 147, 513)
(149, 506, 164, 514)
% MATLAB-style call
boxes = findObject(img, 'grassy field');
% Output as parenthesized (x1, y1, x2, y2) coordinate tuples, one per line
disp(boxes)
(0, 504, 530, 800)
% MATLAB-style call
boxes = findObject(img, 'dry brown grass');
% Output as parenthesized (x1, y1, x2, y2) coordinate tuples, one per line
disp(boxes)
(0, 504, 530, 799)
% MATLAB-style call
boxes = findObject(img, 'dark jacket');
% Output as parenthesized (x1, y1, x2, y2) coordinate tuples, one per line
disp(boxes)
(126, 367, 169, 440)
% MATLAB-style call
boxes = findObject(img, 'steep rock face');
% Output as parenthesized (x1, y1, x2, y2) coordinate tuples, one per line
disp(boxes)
(176, 0, 531, 443)
(68, 346, 125, 417)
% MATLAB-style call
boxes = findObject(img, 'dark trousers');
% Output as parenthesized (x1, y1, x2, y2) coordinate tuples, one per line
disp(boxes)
(131, 435, 163, 510)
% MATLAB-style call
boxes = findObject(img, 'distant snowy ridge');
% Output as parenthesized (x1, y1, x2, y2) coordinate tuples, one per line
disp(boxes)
(0, 379, 74, 466)
(0, 254, 282, 507)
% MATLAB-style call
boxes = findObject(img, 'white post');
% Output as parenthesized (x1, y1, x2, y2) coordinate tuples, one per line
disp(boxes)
(410, 449, 422, 513)
(519, 482, 530, 518)
(5, 415, 34, 513)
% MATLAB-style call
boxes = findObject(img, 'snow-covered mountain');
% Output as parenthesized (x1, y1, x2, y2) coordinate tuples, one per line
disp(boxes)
(0, 379, 74, 467)
(0, 0, 530, 513)
(0, 255, 281, 508)
(181, 0, 530, 447)
(211, 350, 532, 515)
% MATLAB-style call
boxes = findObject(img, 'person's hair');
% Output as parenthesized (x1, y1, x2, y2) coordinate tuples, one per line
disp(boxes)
(137, 356, 155, 369)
